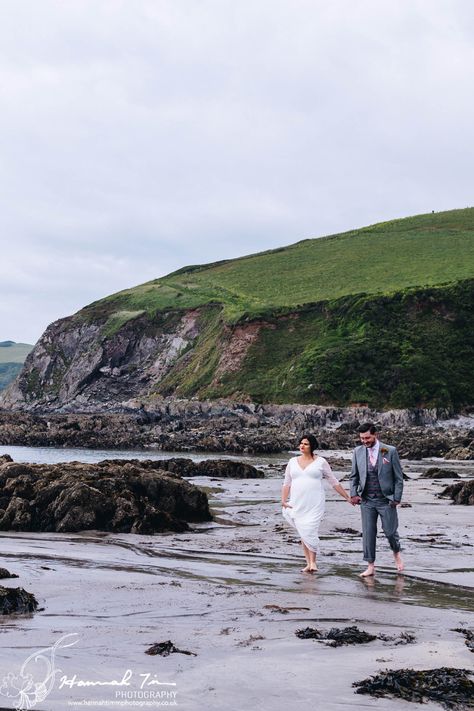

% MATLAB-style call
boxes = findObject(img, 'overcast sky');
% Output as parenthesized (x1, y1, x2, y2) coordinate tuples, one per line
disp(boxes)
(1, 0, 473, 344)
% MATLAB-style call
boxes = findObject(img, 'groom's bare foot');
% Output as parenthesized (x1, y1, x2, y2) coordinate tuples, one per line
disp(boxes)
(309, 564, 318, 572)
(360, 564, 375, 577)
(301, 565, 311, 573)
(394, 552, 404, 573)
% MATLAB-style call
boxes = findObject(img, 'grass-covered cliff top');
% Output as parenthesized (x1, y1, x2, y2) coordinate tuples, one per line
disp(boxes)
(81, 207, 474, 324)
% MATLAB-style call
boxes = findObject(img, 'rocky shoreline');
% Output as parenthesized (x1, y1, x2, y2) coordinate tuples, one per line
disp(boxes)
(1, 402, 474, 459)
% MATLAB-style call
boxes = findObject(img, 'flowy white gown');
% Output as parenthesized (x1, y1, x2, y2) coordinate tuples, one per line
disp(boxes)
(282, 456, 339, 552)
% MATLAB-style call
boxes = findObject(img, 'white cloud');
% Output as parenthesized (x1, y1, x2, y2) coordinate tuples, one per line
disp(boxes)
(0, 0, 473, 342)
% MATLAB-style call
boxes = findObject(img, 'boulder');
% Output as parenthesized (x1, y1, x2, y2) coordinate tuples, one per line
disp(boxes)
(438, 480, 474, 505)
(0, 586, 37, 614)
(0, 458, 212, 534)
(419, 467, 460, 479)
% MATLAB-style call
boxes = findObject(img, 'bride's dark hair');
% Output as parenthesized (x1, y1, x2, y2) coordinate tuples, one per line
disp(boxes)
(299, 433, 318, 454)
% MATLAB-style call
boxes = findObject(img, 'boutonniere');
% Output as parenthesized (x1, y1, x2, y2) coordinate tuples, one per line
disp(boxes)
(381, 447, 389, 455)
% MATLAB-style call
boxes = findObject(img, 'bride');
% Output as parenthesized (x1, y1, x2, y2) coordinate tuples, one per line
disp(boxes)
(281, 433, 352, 572)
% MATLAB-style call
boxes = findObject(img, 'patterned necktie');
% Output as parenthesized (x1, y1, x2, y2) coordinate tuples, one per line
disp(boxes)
(369, 448, 376, 467)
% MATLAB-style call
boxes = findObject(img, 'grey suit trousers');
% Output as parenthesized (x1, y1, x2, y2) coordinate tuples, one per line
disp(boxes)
(361, 497, 401, 563)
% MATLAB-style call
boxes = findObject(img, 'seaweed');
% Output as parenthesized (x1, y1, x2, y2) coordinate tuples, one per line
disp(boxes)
(353, 667, 474, 709)
(296, 625, 377, 646)
(334, 527, 360, 535)
(453, 628, 474, 653)
(145, 640, 196, 656)
(295, 626, 416, 647)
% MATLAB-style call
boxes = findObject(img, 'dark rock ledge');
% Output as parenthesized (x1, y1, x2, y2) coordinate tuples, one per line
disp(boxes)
(0, 457, 213, 534)
(1, 407, 474, 458)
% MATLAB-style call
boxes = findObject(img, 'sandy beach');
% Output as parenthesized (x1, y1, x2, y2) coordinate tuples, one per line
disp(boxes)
(0, 450, 473, 710)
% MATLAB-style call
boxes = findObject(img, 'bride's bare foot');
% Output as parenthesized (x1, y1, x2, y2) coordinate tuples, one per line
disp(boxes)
(394, 552, 404, 573)
(301, 565, 311, 572)
(359, 564, 375, 578)
(309, 565, 318, 572)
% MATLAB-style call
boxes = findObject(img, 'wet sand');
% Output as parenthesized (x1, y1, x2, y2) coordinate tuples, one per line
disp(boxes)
(0, 453, 473, 710)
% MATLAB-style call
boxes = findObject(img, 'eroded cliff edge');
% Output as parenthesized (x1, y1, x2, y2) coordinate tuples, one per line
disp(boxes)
(2, 280, 474, 413)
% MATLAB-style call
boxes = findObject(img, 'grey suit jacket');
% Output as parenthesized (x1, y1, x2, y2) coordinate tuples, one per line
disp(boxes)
(350, 441, 404, 502)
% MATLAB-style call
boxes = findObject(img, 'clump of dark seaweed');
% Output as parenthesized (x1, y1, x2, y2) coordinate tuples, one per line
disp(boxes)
(334, 527, 360, 535)
(295, 626, 416, 647)
(145, 640, 196, 656)
(378, 631, 417, 645)
(353, 667, 474, 709)
(453, 628, 474, 653)
(296, 626, 377, 646)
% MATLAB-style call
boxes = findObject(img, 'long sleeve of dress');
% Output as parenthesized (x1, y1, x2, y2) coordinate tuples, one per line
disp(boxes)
(321, 458, 339, 487)
(283, 462, 292, 486)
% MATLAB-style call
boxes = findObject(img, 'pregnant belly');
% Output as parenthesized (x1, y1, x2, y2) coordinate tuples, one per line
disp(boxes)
(289, 480, 324, 511)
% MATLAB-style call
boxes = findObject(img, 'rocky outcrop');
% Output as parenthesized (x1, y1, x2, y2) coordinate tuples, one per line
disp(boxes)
(1, 308, 212, 412)
(1, 405, 470, 456)
(0, 458, 212, 534)
(419, 468, 460, 479)
(444, 443, 474, 460)
(438, 480, 474, 505)
(124, 458, 264, 478)
(0, 587, 37, 614)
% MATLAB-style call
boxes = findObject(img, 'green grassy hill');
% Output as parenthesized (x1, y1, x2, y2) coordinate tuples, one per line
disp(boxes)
(9, 208, 474, 411)
(0, 341, 34, 390)
(81, 207, 474, 327)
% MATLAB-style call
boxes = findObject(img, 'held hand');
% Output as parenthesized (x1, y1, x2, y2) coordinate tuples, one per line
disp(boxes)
(350, 496, 362, 505)
(390, 500, 400, 508)
(282, 502, 292, 508)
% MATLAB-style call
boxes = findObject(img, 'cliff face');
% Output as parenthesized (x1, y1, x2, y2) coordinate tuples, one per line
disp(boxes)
(2, 308, 216, 411)
(2, 279, 474, 413)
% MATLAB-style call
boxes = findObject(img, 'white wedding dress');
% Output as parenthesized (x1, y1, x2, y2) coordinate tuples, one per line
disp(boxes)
(282, 456, 339, 552)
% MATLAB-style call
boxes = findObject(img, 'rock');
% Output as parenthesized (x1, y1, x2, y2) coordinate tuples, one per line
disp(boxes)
(438, 480, 474, 505)
(444, 445, 474, 460)
(0, 458, 211, 534)
(95, 457, 263, 479)
(419, 467, 460, 479)
(157, 458, 264, 479)
(0, 568, 18, 579)
(0, 406, 470, 456)
(0, 586, 37, 614)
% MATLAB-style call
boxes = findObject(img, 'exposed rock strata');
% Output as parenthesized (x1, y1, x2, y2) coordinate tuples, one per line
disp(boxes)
(1, 404, 472, 458)
(0, 458, 212, 534)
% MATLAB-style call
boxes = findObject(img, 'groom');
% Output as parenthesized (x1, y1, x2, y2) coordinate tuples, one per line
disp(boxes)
(350, 422, 404, 577)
